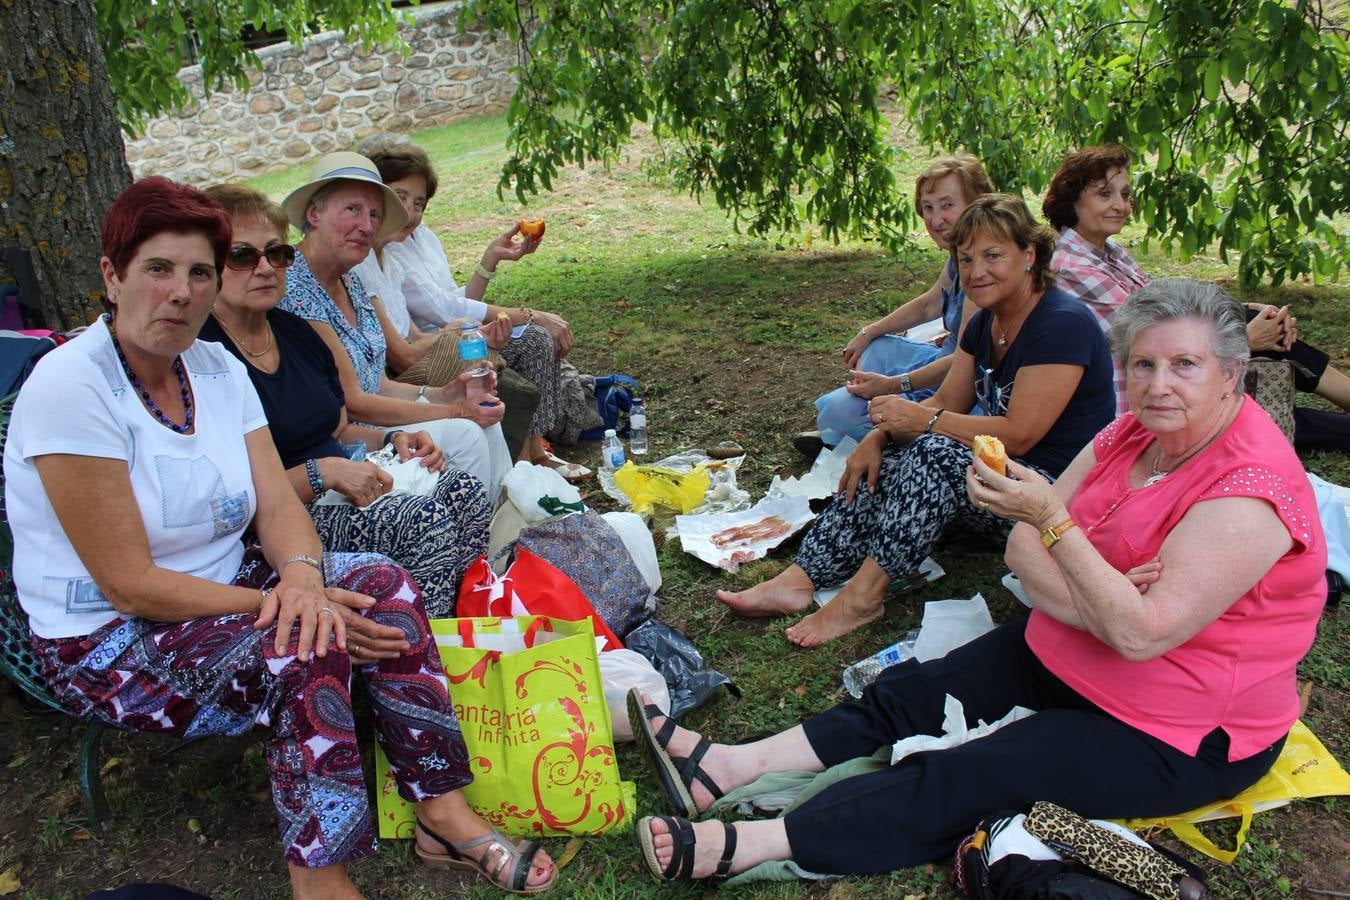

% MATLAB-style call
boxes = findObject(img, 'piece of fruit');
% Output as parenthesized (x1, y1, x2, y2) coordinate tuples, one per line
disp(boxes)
(518, 218, 546, 239)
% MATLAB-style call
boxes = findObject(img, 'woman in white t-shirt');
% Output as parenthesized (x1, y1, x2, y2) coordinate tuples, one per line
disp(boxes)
(3, 178, 556, 897)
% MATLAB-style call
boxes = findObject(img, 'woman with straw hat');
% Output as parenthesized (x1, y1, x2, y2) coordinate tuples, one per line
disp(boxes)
(276, 152, 513, 502)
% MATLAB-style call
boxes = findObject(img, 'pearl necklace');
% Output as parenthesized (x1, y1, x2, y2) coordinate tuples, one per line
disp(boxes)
(106, 314, 194, 434)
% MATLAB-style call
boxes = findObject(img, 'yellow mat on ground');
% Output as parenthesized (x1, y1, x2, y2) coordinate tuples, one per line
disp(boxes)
(1118, 720, 1350, 862)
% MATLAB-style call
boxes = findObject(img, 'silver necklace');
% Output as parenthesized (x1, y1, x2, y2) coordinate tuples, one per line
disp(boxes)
(1145, 448, 1171, 486)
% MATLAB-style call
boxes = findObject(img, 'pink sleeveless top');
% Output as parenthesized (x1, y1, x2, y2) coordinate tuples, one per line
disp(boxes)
(1026, 399, 1326, 760)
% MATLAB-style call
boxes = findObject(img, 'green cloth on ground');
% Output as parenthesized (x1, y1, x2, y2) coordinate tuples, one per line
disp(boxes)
(711, 749, 891, 886)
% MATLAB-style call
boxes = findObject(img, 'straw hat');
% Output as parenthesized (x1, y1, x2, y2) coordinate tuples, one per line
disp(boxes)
(281, 151, 409, 241)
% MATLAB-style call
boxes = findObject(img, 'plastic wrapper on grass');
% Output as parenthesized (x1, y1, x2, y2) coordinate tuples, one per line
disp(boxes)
(674, 495, 815, 572)
(625, 618, 739, 718)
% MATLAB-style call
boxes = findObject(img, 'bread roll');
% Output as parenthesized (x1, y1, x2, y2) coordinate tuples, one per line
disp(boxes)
(972, 434, 1007, 477)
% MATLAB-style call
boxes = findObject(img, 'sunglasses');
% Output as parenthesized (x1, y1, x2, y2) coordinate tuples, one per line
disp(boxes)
(225, 243, 296, 271)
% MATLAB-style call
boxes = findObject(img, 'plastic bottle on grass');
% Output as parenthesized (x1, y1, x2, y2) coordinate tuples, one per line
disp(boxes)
(459, 323, 492, 402)
(629, 398, 649, 456)
(601, 429, 626, 470)
(841, 629, 921, 698)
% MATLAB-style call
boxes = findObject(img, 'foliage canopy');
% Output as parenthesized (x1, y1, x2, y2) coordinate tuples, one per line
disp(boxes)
(96, 0, 407, 134)
(462, 0, 1349, 286)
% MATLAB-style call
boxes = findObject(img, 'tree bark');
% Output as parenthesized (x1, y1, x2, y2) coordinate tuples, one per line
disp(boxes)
(0, 0, 132, 329)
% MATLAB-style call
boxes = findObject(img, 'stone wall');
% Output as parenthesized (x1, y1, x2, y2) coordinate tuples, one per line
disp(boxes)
(124, 3, 517, 184)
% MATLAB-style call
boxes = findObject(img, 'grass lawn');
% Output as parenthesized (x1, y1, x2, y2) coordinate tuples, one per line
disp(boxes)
(1, 111, 1346, 898)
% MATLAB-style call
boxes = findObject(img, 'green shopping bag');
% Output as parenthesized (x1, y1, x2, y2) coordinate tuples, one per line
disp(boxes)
(376, 615, 635, 838)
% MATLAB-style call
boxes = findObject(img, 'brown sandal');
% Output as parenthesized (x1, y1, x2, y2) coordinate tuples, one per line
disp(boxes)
(415, 819, 556, 894)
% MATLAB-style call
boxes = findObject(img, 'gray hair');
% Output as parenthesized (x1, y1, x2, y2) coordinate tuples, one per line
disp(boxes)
(299, 182, 343, 235)
(1110, 277, 1250, 389)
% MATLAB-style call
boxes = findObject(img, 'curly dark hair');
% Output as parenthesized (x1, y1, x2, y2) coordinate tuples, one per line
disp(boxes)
(1041, 145, 1132, 231)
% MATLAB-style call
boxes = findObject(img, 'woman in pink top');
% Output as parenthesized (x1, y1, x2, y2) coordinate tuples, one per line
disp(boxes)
(621, 278, 1323, 884)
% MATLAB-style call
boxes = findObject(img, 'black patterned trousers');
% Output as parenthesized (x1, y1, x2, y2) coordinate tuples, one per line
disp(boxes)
(796, 434, 1025, 586)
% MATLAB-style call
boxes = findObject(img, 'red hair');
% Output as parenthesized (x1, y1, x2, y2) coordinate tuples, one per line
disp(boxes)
(100, 177, 232, 280)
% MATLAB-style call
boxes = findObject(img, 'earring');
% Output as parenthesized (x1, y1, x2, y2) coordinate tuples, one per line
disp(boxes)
(1024, 265, 1032, 272)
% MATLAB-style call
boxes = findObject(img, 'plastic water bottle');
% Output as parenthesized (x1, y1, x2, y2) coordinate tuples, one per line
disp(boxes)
(601, 428, 626, 469)
(459, 323, 491, 401)
(841, 630, 921, 698)
(628, 398, 648, 456)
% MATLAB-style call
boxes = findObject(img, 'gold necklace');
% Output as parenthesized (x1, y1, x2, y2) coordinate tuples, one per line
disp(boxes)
(212, 312, 274, 358)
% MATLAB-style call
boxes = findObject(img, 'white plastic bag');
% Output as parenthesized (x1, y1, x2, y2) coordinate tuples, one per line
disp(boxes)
(599, 649, 670, 742)
(601, 511, 662, 596)
(314, 445, 439, 507)
(502, 461, 583, 524)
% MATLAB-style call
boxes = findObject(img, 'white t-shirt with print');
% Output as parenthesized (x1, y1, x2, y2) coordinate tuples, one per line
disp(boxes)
(382, 224, 489, 332)
(4, 317, 268, 638)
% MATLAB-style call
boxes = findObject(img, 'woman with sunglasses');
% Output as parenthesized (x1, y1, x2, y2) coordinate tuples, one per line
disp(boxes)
(199, 183, 491, 617)
(719, 196, 1114, 646)
(5, 177, 558, 896)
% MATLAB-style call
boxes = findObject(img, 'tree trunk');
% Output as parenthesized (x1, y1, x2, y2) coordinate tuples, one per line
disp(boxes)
(0, 0, 132, 329)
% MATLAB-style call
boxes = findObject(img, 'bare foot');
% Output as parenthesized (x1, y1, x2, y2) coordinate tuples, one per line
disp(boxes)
(785, 585, 884, 648)
(716, 565, 814, 618)
(646, 817, 747, 878)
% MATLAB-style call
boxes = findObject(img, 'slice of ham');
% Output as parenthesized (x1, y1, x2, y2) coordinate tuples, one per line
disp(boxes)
(710, 515, 792, 549)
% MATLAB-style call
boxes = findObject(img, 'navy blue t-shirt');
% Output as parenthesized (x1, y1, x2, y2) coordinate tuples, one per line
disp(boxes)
(958, 286, 1113, 476)
(199, 309, 348, 469)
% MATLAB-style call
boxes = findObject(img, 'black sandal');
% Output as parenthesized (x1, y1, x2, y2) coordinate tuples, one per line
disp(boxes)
(626, 687, 725, 818)
(637, 815, 739, 882)
(415, 818, 556, 894)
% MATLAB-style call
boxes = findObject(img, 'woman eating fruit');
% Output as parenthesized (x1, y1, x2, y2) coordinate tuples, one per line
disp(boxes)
(360, 140, 589, 480)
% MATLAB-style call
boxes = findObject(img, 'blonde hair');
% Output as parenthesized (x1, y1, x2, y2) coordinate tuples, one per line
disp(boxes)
(914, 155, 996, 213)
(203, 182, 289, 237)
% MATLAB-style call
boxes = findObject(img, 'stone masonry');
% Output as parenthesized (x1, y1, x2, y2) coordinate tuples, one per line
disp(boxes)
(124, 2, 517, 184)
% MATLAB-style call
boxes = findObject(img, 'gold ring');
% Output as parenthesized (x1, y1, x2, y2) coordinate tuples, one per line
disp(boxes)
(978, 500, 989, 510)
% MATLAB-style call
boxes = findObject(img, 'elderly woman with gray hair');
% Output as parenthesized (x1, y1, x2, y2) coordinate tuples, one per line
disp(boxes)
(276, 152, 513, 501)
(628, 277, 1325, 884)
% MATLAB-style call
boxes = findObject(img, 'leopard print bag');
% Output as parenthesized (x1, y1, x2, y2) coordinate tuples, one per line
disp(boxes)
(1022, 802, 1203, 900)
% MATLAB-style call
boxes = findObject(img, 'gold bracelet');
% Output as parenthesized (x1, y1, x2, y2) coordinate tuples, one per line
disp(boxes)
(474, 262, 495, 281)
(520, 306, 534, 326)
(258, 585, 274, 611)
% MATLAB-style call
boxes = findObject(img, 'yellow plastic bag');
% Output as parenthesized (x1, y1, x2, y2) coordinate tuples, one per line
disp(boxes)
(1118, 720, 1350, 862)
(613, 461, 710, 515)
(376, 616, 635, 838)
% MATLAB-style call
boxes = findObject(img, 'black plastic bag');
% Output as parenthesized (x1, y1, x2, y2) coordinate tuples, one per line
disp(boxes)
(624, 618, 739, 717)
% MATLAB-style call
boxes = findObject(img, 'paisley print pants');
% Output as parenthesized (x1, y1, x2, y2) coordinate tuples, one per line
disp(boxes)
(32, 549, 472, 868)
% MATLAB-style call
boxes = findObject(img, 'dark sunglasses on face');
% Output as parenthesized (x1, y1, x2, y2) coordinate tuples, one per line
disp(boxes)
(225, 243, 296, 271)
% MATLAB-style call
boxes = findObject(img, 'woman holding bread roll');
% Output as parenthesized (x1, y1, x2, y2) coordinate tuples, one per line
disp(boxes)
(719, 195, 1114, 646)
(628, 279, 1321, 885)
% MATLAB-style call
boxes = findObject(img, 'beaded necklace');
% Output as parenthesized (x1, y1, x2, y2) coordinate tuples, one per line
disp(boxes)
(105, 313, 195, 434)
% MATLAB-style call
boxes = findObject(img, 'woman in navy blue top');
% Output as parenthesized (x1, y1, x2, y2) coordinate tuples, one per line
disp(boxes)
(201, 184, 491, 619)
(719, 195, 1113, 645)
